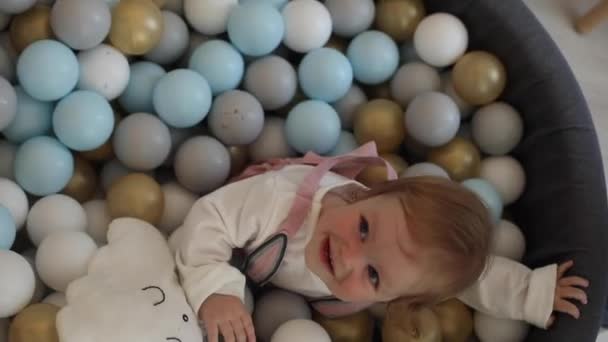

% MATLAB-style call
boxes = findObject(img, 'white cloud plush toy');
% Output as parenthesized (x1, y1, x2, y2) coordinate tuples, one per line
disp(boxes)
(56, 217, 204, 342)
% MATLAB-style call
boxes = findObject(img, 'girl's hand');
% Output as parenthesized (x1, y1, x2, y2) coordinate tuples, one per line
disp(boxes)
(547, 260, 590, 327)
(199, 294, 256, 342)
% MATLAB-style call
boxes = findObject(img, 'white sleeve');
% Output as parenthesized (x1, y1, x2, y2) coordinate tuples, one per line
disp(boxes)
(457, 255, 558, 329)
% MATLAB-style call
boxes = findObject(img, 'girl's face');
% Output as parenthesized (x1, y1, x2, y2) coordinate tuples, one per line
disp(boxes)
(305, 193, 424, 304)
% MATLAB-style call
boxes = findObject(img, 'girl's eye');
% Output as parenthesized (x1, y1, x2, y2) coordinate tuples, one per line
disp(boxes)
(359, 215, 369, 240)
(368, 266, 380, 288)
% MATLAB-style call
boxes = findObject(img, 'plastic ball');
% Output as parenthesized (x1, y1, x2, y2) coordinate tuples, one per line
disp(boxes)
(314, 311, 374, 342)
(480, 156, 526, 205)
(401, 162, 450, 179)
(20, 250, 47, 305)
(375, 0, 425, 42)
(327, 131, 359, 156)
(61, 156, 98, 203)
(184, 0, 237, 35)
(107, 173, 164, 225)
(35, 231, 97, 292)
(358, 153, 408, 186)
(0, 206, 16, 250)
(353, 99, 405, 153)
(0, 77, 17, 131)
(79, 139, 115, 163)
(248, 117, 296, 162)
(405, 91, 460, 147)
(100, 159, 130, 190)
(1, 87, 52, 144)
(0, 45, 14, 82)
(474, 311, 529, 342)
(189, 39, 244, 95)
(382, 304, 441, 342)
(77, 44, 130, 100)
(174, 136, 231, 194)
(271, 319, 331, 342)
(0, 0, 36, 14)
(0, 141, 17, 180)
(462, 178, 503, 223)
(153, 69, 212, 128)
(82, 199, 111, 245)
(42, 292, 67, 308)
(159, 182, 197, 235)
(244, 55, 297, 111)
(228, 145, 249, 177)
(433, 299, 474, 342)
(50, 0, 111, 50)
(240, 0, 288, 9)
(282, 0, 332, 53)
(492, 219, 526, 261)
(52, 91, 115, 151)
(14, 136, 74, 196)
(285, 100, 341, 154)
(428, 137, 481, 182)
(0, 250, 35, 318)
(208, 90, 265, 145)
(390, 62, 441, 108)
(253, 290, 312, 342)
(9, 5, 53, 53)
(7, 303, 60, 342)
(144, 11, 189, 65)
(324, 0, 375, 38)
(163, 127, 196, 167)
(298, 47, 353, 103)
(452, 51, 507, 106)
(472, 102, 524, 155)
(0, 13, 10, 30)
(118, 61, 166, 114)
(442, 72, 474, 119)
(0, 178, 28, 230)
(113, 112, 172, 170)
(0, 318, 7, 341)
(227, 2, 284, 57)
(413, 13, 468, 67)
(347, 30, 400, 85)
(331, 85, 367, 131)
(109, 0, 163, 55)
(26, 194, 87, 246)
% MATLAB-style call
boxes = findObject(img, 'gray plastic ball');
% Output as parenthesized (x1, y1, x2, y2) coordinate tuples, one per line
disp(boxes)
(0, 77, 17, 131)
(401, 162, 450, 179)
(50, 0, 112, 50)
(113, 113, 172, 171)
(253, 290, 311, 342)
(390, 62, 441, 107)
(0, 46, 14, 82)
(0, 140, 17, 180)
(325, 0, 375, 38)
(101, 159, 130, 191)
(174, 135, 231, 194)
(472, 102, 524, 155)
(405, 91, 460, 147)
(244, 55, 297, 111)
(164, 0, 184, 15)
(248, 117, 296, 162)
(145, 11, 190, 65)
(327, 131, 359, 156)
(208, 90, 265, 146)
(331, 84, 367, 130)
(163, 127, 196, 167)
(0, 0, 36, 14)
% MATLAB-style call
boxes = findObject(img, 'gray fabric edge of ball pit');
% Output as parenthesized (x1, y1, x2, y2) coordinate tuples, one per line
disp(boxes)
(425, 1, 608, 341)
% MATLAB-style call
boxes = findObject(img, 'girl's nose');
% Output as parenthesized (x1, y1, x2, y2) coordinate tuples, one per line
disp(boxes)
(335, 241, 365, 281)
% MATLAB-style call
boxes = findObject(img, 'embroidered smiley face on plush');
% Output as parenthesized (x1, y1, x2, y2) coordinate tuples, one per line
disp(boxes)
(56, 218, 204, 342)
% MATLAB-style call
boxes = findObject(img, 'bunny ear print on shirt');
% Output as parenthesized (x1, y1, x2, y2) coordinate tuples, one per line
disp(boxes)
(242, 233, 288, 286)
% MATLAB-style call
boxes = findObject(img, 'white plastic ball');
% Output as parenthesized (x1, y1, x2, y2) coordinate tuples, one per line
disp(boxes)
(405, 91, 461, 147)
(0, 177, 29, 230)
(21, 250, 47, 305)
(472, 102, 524, 155)
(35, 231, 97, 292)
(159, 182, 197, 235)
(325, 0, 375, 38)
(474, 311, 529, 342)
(331, 84, 367, 130)
(390, 62, 441, 108)
(282, 0, 332, 53)
(0, 0, 36, 14)
(401, 162, 450, 179)
(0, 141, 16, 180)
(253, 290, 312, 342)
(271, 319, 331, 342)
(26, 194, 87, 246)
(491, 219, 526, 262)
(248, 117, 296, 163)
(480, 156, 526, 205)
(77, 44, 130, 101)
(414, 13, 468, 67)
(43, 292, 67, 308)
(0, 250, 35, 318)
(83, 199, 112, 244)
(184, 0, 238, 35)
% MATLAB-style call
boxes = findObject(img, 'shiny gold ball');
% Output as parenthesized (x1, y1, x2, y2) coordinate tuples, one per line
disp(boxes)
(452, 51, 507, 106)
(109, 0, 164, 55)
(354, 99, 405, 153)
(325, 35, 349, 54)
(107, 173, 164, 225)
(228, 145, 250, 177)
(383, 303, 441, 342)
(375, 0, 426, 42)
(357, 153, 408, 186)
(9, 5, 53, 53)
(427, 137, 481, 181)
(313, 311, 375, 342)
(432, 299, 474, 342)
(8, 303, 60, 342)
(62, 156, 98, 203)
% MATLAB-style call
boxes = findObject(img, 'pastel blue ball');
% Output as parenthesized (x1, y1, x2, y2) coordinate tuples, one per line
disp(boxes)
(462, 178, 503, 223)
(1, 87, 53, 144)
(327, 131, 359, 156)
(119, 61, 166, 114)
(299, 48, 353, 103)
(14, 136, 74, 196)
(16, 39, 79, 101)
(53, 91, 115, 151)
(286, 100, 341, 154)
(227, 2, 284, 57)
(0, 205, 16, 250)
(189, 40, 245, 95)
(347, 30, 400, 85)
(239, 0, 289, 9)
(153, 69, 212, 128)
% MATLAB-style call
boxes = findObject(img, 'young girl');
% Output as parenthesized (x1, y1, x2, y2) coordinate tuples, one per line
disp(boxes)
(172, 143, 589, 342)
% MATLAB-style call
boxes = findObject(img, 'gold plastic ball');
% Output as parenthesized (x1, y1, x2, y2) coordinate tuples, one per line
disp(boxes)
(228, 145, 250, 177)
(313, 311, 375, 342)
(357, 153, 408, 186)
(363, 82, 393, 100)
(109, 0, 164, 55)
(452, 51, 507, 106)
(8, 303, 60, 342)
(382, 303, 441, 342)
(354, 99, 405, 153)
(107, 173, 164, 225)
(375, 0, 426, 42)
(9, 5, 53, 53)
(427, 137, 481, 181)
(62, 156, 98, 203)
(80, 139, 115, 162)
(432, 299, 474, 342)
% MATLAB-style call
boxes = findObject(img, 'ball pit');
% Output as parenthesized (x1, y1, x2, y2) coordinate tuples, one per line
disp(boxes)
(0, 0, 607, 341)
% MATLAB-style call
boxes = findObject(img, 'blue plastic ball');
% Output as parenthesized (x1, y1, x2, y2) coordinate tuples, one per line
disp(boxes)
(239, 0, 289, 9)
(153, 69, 212, 128)
(14, 136, 74, 196)
(227, 2, 284, 57)
(298, 48, 353, 103)
(189, 40, 245, 95)
(16, 39, 79, 101)
(53, 90, 115, 151)
(1, 87, 53, 144)
(0, 205, 16, 250)
(347, 30, 400, 85)
(462, 178, 503, 223)
(327, 131, 359, 156)
(285, 100, 341, 154)
(118, 61, 166, 114)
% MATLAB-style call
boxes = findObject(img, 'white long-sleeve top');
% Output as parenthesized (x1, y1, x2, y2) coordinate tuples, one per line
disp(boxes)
(173, 165, 557, 329)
